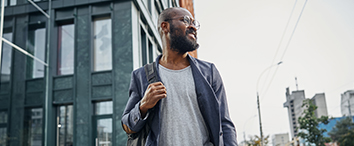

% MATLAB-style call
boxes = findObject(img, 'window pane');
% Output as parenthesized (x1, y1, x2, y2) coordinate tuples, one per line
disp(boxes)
(57, 24, 74, 75)
(2, 0, 7, 7)
(97, 118, 112, 146)
(0, 128, 7, 146)
(140, 29, 147, 65)
(24, 108, 43, 146)
(148, 40, 153, 63)
(93, 17, 112, 71)
(27, 27, 46, 79)
(95, 101, 112, 115)
(10, 0, 16, 6)
(57, 105, 73, 146)
(1, 32, 12, 82)
(0, 111, 7, 123)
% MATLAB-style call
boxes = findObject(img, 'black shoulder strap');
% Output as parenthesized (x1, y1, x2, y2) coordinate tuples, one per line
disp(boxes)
(144, 62, 157, 84)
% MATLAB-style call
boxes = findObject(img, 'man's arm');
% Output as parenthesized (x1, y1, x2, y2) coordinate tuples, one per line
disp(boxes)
(121, 70, 166, 134)
(211, 64, 238, 146)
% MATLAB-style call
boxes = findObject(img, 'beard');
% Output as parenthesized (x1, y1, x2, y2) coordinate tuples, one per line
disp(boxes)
(169, 24, 199, 54)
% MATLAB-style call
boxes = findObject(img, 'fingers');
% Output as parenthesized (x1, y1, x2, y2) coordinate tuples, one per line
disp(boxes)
(143, 82, 167, 105)
(148, 82, 166, 89)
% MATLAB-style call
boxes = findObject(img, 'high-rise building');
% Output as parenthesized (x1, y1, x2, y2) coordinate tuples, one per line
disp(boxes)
(341, 90, 354, 116)
(283, 88, 329, 139)
(272, 133, 289, 146)
(311, 93, 328, 118)
(0, 0, 192, 146)
(283, 88, 306, 138)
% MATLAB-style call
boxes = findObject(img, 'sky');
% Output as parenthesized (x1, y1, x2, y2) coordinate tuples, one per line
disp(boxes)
(194, 0, 354, 143)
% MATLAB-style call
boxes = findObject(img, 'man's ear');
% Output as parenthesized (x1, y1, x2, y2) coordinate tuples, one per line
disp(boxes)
(161, 22, 169, 34)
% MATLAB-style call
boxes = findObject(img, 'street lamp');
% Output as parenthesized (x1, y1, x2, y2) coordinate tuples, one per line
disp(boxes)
(256, 61, 283, 146)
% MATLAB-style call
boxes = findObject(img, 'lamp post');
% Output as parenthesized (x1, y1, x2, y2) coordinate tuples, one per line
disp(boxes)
(256, 61, 283, 146)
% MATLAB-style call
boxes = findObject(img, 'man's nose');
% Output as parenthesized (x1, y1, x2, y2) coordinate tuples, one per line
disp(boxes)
(188, 25, 197, 32)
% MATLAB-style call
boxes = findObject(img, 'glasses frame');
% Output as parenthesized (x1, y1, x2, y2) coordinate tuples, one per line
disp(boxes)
(165, 15, 200, 30)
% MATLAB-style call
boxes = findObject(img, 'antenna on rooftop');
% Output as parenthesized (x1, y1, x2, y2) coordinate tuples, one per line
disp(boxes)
(295, 77, 299, 90)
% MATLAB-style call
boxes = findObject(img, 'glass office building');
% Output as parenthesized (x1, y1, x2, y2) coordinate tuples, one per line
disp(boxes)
(0, 0, 180, 145)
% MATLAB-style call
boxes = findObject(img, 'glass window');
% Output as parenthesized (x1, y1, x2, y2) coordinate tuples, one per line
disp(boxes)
(10, 0, 16, 6)
(0, 111, 7, 124)
(140, 28, 147, 65)
(93, 17, 112, 72)
(93, 101, 112, 146)
(151, 2, 159, 26)
(1, 32, 12, 83)
(2, 0, 7, 7)
(26, 27, 46, 79)
(57, 24, 74, 75)
(148, 40, 153, 63)
(57, 105, 73, 146)
(94, 101, 112, 115)
(140, 27, 155, 65)
(97, 118, 112, 146)
(0, 127, 7, 146)
(24, 108, 43, 146)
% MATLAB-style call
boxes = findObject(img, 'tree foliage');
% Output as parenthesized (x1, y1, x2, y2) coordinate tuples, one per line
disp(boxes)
(297, 99, 331, 146)
(328, 117, 354, 146)
(246, 135, 269, 146)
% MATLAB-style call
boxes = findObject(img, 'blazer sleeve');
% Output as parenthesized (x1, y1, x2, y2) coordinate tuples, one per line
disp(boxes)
(121, 70, 149, 133)
(211, 64, 238, 146)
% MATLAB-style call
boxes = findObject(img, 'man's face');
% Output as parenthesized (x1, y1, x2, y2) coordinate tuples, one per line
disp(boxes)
(168, 13, 199, 54)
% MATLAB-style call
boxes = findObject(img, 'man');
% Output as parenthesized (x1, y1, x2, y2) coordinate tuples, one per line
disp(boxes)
(122, 7, 237, 146)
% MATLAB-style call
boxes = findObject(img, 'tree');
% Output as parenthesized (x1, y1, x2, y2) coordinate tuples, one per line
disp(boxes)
(246, 135, 269, 146)
(297, 99, 331, 146)
(328, 117, 354, 146)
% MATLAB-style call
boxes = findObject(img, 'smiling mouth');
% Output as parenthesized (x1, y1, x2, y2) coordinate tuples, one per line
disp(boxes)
(188, 32, 197, 40)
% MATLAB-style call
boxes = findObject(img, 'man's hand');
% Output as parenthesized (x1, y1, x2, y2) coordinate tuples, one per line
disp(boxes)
(140, 82, 166, 118)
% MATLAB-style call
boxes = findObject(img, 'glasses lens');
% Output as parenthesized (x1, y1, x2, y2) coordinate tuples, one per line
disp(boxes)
(183, 16, 190, 26)
(183, 16, 200, 30)
(194, 20, 200, 29)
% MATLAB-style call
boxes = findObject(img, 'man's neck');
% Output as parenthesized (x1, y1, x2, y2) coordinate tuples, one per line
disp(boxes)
(159, 49, 190, 70)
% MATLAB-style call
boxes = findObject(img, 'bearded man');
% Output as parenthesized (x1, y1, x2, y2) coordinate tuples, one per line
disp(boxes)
(121, 7, 237, 146)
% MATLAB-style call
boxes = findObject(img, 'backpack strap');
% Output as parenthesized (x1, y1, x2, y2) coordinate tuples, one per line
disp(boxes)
(144, 62, 157, 84)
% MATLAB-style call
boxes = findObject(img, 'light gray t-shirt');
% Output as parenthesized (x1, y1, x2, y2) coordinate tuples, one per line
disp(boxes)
(158, 65, 213, 146)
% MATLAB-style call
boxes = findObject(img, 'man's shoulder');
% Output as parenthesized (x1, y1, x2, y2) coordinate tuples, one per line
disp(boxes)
(131, 66, 147, 80)
(189, 56, 215, 70)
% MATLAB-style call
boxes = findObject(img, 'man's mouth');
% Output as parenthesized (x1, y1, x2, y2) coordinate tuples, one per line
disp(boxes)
(187, 31, 197, 40)
(186, 28, 197, 40)
(188, 33, 196, 40)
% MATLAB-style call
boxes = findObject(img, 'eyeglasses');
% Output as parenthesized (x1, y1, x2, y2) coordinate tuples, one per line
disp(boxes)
(165, 15, 200, 30)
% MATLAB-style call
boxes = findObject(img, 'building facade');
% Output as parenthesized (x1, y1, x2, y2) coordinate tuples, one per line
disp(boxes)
(0, 0, 194, 145)
(272, 133, 289, 146)
(283, 88, 306, 138)
(283, 88, 329, 139)
(341, 90, 354, 116)
(311, 93, 328, 118)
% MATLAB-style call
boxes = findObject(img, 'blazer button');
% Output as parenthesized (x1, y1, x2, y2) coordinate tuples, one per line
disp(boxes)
(220, 132, 223, 136)
(134, 117, 138, 122)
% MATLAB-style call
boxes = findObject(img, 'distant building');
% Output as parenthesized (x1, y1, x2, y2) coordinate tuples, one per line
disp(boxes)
(283, 88, 306, 138)
(272, 133, 289, 146)
(283, 88, 329, 139)
(341, 90, 354, 116)
(311, 93, 328, 118)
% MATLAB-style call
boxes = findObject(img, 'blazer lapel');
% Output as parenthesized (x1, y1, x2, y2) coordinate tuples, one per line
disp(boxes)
(187, 55, 220, 145)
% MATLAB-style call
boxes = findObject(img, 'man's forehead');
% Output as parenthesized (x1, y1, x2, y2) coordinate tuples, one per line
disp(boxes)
(169, 8, 193, 18)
